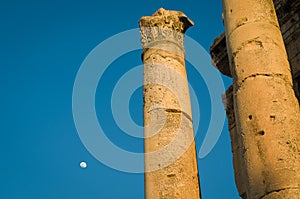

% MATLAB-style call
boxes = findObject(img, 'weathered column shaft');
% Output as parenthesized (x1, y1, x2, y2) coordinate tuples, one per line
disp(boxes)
(223, 0, 300, 198)
(224, 86, 248, 199)
(139, 8, 201, 199)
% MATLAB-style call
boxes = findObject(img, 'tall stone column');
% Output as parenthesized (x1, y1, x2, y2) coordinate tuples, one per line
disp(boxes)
(222, 0, 300, 198)
(223, 85, 248, 199)
(139, 8, 201, 199)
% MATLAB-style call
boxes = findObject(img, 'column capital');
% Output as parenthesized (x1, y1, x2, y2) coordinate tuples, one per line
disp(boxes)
(139, 8, 194, 50)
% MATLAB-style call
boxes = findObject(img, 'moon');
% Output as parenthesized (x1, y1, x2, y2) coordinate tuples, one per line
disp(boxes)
(80, 161, 87, 168)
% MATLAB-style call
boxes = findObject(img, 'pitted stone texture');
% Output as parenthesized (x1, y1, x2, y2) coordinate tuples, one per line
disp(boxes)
(234, 77, 300, 198)
(145, 144, 200, 199)
(222, 0, 300, 198)
(145, 109, 199, 199)
(224, 86, 247, 199)
(144, 110, 195, 170)
(223, 0, 279, 37)
(228, 23, 292, 85)
(140, 8, 201, 199)
(143, 49, 186, 75)
(143, 83, 192, 126)
(210, 0, 300, 100)
(143, 50, 192, 118)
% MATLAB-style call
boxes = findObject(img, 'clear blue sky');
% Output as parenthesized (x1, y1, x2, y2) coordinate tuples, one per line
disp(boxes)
(0, 0, 239, 198)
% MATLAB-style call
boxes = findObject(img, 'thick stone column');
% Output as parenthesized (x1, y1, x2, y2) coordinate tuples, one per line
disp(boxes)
(223, 85, 248, 199)
(139, 8, 201, 199)
(223, 0, 300, 198)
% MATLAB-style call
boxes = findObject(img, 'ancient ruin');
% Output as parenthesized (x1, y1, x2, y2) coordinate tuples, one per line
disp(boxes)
(210, 0, 300, 198)
(139, 0, 300, 198)
(140, 8, 201, 199)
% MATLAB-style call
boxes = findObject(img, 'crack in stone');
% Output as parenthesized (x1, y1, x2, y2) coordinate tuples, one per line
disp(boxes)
(148, 107, 193, 123)
(143, 50, 184, 65)
(241, 73, 277, 82)
(259, 187, 300, 199)
(228, 20, 280, 39)
(231, 36, 283, 60)
(142, 40, 185, 55)
(237, 73, 292, 87)
(232, 37, 264, 59)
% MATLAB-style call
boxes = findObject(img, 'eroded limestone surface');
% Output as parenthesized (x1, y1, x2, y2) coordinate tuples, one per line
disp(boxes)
(217, 0, 300, 198)
(140, 8, 201, 199)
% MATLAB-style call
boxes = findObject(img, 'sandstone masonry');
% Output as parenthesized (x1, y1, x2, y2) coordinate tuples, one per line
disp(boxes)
(211, 0, 300, 198)
(140, 8, 201, 199)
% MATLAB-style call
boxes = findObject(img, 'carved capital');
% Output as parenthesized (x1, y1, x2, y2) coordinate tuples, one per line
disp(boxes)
(139, 8, 194, 50)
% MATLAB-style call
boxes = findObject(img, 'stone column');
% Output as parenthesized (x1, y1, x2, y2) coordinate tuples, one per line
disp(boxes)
(223, 86, 248, 199)
(139, 8, 201, 199)
(223, 0, 300, 198)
